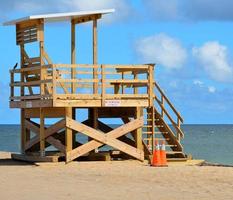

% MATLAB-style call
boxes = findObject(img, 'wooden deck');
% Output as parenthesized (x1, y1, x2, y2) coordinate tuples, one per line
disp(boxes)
(10, 64, 155, 108)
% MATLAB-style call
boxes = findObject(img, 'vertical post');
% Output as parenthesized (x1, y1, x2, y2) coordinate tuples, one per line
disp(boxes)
(151, 107, 155, 152)
(148, 65, 154, 107)
(10, 72, 14, 100)
(66, 107, 73, 153)
(92, 17, 98, 128)
(19, 40, 26, 154)
(39, 20, 45, 97)
(93, 18, 98, 93)
(135, 107, 143, 152)
(40, 108, 45, 157)
(38, 20, 46, 157)
(71, 20, 76, 146)
(91, 18, 98, 153)
(71, 20, 76, 94)
(121, 72, 124, 94)
(101, 65, 105, 106)
(134, 73, 138, 94)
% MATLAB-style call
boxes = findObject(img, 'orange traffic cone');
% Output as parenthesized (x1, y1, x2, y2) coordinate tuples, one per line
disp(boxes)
(160, 140, 168, 167)
(151, 140, 161, 167)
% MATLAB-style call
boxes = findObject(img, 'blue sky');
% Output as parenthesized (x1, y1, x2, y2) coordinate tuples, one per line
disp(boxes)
(0, 0, 233, 124)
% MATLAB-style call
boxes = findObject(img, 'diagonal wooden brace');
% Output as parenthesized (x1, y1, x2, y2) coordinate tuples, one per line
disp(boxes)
(66, 117, 144, 162)
(24, 119, 66, 153)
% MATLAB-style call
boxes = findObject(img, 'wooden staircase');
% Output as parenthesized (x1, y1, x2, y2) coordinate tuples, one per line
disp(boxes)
(143, 82, 186, 159)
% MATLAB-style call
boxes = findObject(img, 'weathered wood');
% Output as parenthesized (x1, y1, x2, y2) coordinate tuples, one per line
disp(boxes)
(39, 108, 45, 156)
(25, 108, 65, 118)
(72, 14, 101, 24)
(65, 108, 73, 152)
(135, 107, 143, 151)
(66, 117, 144, 162)
(25, 119, 66, 151)
(11, 153, 59, 162)
(71, 20, 76, 94)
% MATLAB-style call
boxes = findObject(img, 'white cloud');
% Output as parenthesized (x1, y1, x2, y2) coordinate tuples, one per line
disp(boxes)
(135, 33, 187, 69)
(192, 41, 233, 82)
(193, 79, 204, 87)
(208, 86, 216, 93)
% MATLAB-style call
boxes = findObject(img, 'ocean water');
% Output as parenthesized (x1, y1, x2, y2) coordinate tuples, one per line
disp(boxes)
(0, 124, 232, 165)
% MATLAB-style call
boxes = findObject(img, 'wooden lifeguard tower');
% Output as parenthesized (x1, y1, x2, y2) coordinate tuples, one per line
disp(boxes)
(4, 9, 187, 163)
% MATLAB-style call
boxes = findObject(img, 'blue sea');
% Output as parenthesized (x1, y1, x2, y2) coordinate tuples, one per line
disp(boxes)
(0, 124, 232, 165)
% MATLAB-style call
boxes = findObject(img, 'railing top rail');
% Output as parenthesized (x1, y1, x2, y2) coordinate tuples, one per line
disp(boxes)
(52, 63, 154, 68)
(10, 64, 52, 73)
(154, 81, 183, 123)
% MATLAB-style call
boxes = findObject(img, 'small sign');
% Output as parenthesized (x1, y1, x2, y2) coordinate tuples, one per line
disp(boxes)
(105, 100, 121, 107)
(26, 101, 32, 108)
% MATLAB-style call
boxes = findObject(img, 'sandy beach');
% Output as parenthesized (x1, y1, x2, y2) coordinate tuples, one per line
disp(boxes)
(0, 152, 232, 200)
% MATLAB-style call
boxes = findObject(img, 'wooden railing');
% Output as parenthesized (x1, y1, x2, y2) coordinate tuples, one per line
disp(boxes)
(51, 64, 153, 105)
(10, 64, 155, 106)
(9, 64, 53, 101)
(153, 81, 184, 140)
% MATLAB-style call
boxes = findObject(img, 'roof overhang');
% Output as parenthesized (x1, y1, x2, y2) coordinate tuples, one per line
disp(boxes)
(3, 9, 115, 26)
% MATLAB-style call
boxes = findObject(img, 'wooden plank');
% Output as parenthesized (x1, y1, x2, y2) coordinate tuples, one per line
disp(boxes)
(10, 79, 51, 87)
(65, 108, 73, 152)
(101, 65, 105, 106)
(71, 20, 76, 94)
(53, 99, 149, 108)
(20, 109, 26, 153)
(73, 14, 101, 24)
(97, 107, 135, 118)
(148, 65, 154, 107)
(25, 108, 65, 118)
(135, 107, 143, 151)
(10, 94, 51, 100)
(66, 117, 144, 162)
(40, 108, 45, 156)
(11, 153, 59, 162)
(25, 119, 66, 151)
(10, 99, 53, 109)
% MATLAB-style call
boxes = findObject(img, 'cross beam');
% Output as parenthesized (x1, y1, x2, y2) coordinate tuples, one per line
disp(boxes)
(24, 119, 66, 153)
(66, 117, 144, 162)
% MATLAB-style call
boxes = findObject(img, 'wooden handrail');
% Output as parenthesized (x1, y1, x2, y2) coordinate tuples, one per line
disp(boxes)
(154, 81, 183, 123)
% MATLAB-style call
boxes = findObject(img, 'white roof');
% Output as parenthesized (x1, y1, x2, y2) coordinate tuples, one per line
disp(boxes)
(3, 9, 115, 26)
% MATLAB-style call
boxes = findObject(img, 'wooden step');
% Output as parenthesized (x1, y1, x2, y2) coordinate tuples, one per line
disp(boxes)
(143, 138, 170, 141)
(166, 151, 184, 155)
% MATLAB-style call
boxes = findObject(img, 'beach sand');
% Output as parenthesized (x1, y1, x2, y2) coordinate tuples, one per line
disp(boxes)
(0, 152, 232, 200)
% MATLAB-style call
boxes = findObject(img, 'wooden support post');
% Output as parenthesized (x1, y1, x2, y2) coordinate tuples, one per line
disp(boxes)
(121, 72, 124, 94)
(40, 108, 45, 157)
(71, 20, 76, 94)
(20, 109, 26, 154)
(101, 65, 105, 106)
(134, 73, 138, 94)
(10, 72, 14, 100)
(71, 20, 76, 145)
(39, 20, 45, 96)
(135, 107, 143, 152)
(148, 65, 154, 107)
(93, 18, 98, 93)
(151, 107, 155, 152)
(19, 39, 26, 154)
(66, 108, 73, 153)
(91, 18, 98, 152)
